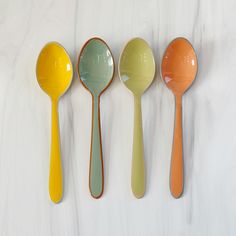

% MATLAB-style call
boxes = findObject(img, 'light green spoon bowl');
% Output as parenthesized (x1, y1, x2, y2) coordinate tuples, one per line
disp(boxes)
(118, 38, 155, 198)
(78, 38, 114, 198)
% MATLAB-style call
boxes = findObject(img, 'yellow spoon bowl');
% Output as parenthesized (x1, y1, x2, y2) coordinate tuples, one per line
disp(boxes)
(36, 42, 73, 98)
(36, 42, 73, 203)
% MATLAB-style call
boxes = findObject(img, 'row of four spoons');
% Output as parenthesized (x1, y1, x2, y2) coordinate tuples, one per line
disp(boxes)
(36, 37, 197, 203)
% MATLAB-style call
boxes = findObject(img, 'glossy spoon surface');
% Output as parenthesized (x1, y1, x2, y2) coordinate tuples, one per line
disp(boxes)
(161, 37, 198, 198)
(36, 42, 73, 203)
(78, 38, 114, 198)
(119, 38, 155, 198)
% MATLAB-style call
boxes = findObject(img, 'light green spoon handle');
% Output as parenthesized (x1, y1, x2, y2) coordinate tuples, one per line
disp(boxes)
(89, 95, 104, 198)
(132, 95, 145, 198)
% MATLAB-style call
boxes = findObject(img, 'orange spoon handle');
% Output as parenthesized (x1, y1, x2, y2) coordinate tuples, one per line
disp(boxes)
(170, 95, 184, 198)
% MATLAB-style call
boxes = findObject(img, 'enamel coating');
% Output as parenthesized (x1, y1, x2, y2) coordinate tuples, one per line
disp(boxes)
(36, 42, 73, 203)
(161, 37, 197, 95)
(161, 37, 198, 198)
(78, 38, 114, 199)
(119, 38, 155, 96)
(36, 42, 73, 99)
(119, 38, 155, 198)
(79, 38, 114, 96)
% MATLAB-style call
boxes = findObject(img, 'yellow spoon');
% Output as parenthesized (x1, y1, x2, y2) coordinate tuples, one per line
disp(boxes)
(36, 42, 73, 203)
(118, 38, 155, 198)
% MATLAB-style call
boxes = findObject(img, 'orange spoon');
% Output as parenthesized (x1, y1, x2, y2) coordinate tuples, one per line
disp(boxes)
(161, 37, 198, 198)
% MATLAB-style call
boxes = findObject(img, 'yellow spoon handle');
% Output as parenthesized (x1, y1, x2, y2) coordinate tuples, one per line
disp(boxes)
(170, 95, 184, 198)
(132, 95, 145, 198)
(49, 99, 63, 203)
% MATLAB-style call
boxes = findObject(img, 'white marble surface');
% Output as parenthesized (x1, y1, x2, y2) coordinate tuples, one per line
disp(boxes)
(0, 0, 236, 235)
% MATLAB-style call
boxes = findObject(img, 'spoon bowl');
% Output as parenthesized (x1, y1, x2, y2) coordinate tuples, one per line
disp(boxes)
(161, 37, 197, 198)
(119, 38, 155, 96)
(78, 38, 114, 198)
(162, 37, 197, 95)
(36, 42, 73, 99)
(36, 42, 73, 203)
(119, 38, 155, 198)
(78, 38, 114, 96)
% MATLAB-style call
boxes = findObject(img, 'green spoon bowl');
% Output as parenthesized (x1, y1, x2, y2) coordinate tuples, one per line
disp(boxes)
(78, 38, 114, 198)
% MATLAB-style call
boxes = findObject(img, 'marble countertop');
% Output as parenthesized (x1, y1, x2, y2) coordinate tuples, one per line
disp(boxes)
(0, 0, 236, 235)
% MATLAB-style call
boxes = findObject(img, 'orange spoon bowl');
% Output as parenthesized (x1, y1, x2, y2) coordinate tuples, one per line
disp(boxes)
(161, 37, 198, 198)
(162, 37, 197, 95)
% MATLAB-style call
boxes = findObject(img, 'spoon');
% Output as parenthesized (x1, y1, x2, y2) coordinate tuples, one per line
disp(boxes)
(118, 38, 155, 198)
(77, 38, 114, 199)
(36, 42, 73, 203)
(161, 37, 198, 198)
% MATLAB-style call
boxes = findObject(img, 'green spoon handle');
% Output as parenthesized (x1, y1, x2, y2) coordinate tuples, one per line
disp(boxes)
(89, 95, 104, 198)
(49, 99, 63, 203)
(132, 94, 145, 198)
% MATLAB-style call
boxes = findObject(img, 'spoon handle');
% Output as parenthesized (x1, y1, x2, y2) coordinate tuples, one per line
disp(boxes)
(132, 95, 145, 198)
(89, 95, 104, 198)
(170, 95, 184, 198)
(49, 99, 63, 203)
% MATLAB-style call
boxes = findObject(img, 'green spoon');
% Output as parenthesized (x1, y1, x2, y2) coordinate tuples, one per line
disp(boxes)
(78, 38, 115, 198)
(118, 38, 155, 198)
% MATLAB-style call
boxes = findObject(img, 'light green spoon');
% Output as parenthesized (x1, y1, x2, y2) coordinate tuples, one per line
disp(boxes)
(118, 38, 155, 198)
(78, 38, 114, 198)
